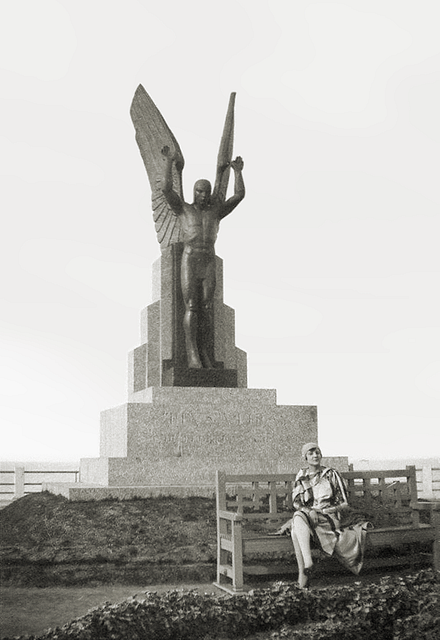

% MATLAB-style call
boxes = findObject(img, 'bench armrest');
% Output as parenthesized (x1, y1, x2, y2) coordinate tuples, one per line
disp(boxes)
(217, 509, 243, 522)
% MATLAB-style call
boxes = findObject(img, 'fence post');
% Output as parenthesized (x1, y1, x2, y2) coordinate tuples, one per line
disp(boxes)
(14, 465, 25, 499)
(422, 465, 433, 499)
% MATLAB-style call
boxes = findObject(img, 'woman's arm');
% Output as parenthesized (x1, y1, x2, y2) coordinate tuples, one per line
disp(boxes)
(322, 469, 350, 515)
(321, 501, 349, 515)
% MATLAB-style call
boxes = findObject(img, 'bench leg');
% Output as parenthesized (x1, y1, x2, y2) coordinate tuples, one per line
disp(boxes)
(231, 520, 244, 592)
(217, 518, 229, 587)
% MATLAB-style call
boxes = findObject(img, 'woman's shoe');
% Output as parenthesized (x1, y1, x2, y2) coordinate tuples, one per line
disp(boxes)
(298, 565, 314, 588)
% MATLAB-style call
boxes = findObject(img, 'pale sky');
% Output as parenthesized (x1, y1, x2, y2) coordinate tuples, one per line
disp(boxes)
(1, 0, 439, 462)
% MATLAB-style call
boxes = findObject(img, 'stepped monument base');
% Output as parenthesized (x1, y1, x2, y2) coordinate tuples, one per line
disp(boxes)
(45, 388, 324, 500)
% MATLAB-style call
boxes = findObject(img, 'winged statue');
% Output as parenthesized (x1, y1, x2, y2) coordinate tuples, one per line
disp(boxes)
(130, 86, 245, 370)
(130, 85, 239, 249)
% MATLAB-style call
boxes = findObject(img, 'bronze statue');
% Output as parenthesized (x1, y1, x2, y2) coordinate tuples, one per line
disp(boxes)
(130, 87, 245, 369)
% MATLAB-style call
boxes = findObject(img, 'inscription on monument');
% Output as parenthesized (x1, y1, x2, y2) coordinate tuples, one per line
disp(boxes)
(160, 410, 262, 428)
(133, 410, 266, 459)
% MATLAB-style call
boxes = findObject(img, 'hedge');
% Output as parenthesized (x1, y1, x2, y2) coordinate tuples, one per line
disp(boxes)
(3, 569, 439, 640)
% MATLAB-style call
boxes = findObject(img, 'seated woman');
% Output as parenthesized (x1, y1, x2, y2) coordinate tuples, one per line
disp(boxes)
(278, 442, 371, 588)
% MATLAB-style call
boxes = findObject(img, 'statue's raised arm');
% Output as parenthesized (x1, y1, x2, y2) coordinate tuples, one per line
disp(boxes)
(219, 155, 245, 220)
(161, 145, 184, 215)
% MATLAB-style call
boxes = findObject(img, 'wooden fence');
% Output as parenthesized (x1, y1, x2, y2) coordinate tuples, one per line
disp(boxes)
(1, 462, 439, 504)
(350, 460, 440, 500)
(416, 464, 440, 500)
(0, 465, 79, 502)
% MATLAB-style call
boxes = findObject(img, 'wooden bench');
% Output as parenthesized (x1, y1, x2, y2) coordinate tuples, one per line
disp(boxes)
(214, 467, 440, 593)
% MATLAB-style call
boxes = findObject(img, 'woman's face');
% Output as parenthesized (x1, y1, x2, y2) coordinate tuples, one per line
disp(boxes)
(305, 447, 322, 466)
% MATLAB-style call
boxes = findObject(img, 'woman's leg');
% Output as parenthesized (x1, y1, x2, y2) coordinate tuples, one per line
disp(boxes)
(292, 515, 313, 587)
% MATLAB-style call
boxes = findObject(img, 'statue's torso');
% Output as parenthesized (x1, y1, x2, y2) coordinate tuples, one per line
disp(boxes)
(180, 204, 219, 252)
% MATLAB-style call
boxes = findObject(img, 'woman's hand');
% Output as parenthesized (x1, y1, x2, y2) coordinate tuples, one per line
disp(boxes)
(271, 518, 293, 535)
(272, 527, 289, 536)
(308, 509, 319, 526)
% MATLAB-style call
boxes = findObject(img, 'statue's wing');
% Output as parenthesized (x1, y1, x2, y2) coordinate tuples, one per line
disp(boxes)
(213, 92, 236, 203)
(130, 85, 184, 248)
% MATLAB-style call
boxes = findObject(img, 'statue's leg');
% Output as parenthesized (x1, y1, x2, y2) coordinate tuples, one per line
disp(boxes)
(200, 259, 216, 369)
(184, 298, 202, 369)
(181, 253, 202, 369)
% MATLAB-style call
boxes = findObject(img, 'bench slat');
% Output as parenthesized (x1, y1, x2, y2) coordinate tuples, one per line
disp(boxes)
(222, 474, 297, 483)
(343, 470, 414, 480)
(243, 536, 294, 554)
(231, 512, 291, 521)
(217, 564, 235, 579)
(219, 537, 233, 552)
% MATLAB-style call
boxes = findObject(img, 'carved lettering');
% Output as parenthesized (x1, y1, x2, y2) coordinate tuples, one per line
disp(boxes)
(158, 410, 265, 449)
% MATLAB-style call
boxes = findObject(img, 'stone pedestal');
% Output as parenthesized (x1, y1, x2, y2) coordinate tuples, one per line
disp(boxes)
(79, 387, 318, 489)
(129, 244, 247, 390)
(45, 249, 334, 502)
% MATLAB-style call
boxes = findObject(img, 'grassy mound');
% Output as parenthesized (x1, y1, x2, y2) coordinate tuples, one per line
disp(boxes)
(0, 492, 217, 586)
(0, 491, 433, 588)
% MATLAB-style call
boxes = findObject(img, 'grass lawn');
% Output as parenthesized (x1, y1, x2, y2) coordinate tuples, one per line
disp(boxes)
(0, 492, 218, 587)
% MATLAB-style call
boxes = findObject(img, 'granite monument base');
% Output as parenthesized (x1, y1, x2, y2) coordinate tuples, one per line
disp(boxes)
(46, 387, 328, 500)
(80, 387, 318, 486)
(45, 387, 348, 500)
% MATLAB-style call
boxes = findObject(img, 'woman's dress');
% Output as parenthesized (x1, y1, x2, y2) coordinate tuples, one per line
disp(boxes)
(292, 466, 371, 574)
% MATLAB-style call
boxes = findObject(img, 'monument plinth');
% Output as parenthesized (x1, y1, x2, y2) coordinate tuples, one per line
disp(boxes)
(128, 244, 247, 391)
(80, 388, 317, 488)
(75, 251, 318, 496)
(44, 87, 332, 502)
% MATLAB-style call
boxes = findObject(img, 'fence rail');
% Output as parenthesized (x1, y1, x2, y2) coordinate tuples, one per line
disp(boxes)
(350, 461, 440, 501)
(1, 463, 439, 504)
(0, 466, 79, 501)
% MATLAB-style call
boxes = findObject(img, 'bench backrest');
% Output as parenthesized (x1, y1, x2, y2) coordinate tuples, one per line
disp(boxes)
(343, 466, 419, 527)
(216, 466, 419, 529)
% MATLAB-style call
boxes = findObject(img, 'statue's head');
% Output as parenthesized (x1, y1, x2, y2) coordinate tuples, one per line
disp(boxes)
(193, 179, 211, 209)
